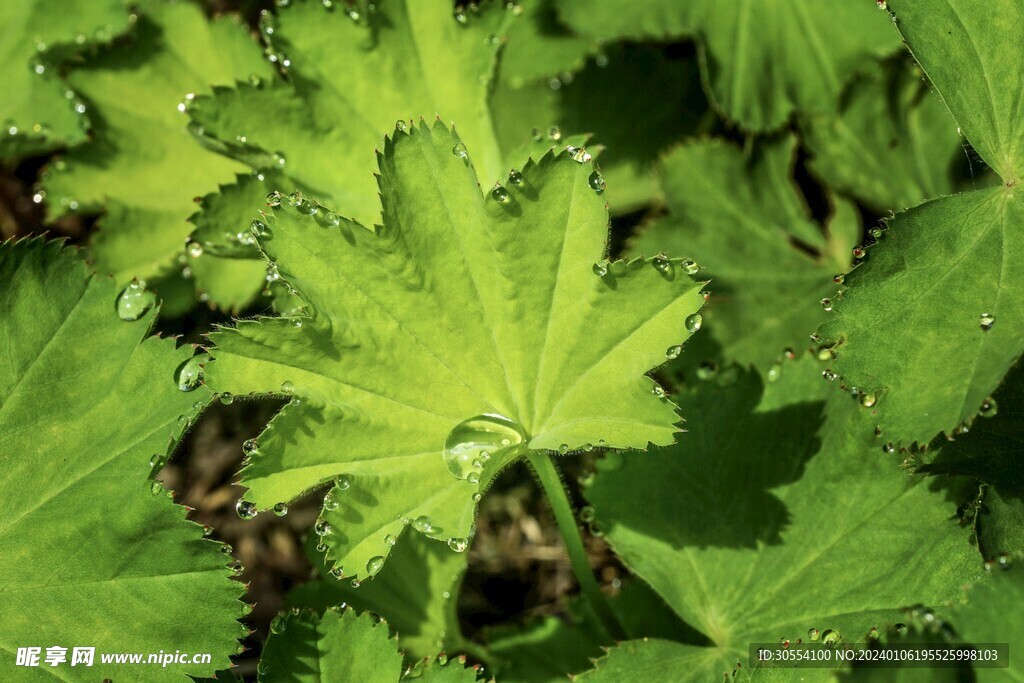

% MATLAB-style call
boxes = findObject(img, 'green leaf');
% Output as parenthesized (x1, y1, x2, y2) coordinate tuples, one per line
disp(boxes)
(556, 0, 901, 131)
(978, 487, 1024, 561)
(41, 1, 272, 283)
(289, 530, 467, 660)
(0, 239, 243, 680)
(259, 609, 402, 682)
(947, 562, 1024, 682)
(206, 121, 705, 583)
(887, 0, 1024, 183)
(585, 358, 984, 681)
(190, 0, 509, 230)
(630, 136, 854, 369)
(818, 187, 1024, 444)
(840, 625, 969, 682)
(0, 0, 131, 158)
(491, 42, 712, 214)
(802, 55, 963, 212)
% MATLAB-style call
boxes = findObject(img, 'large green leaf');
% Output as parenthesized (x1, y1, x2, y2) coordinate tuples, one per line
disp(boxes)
(206, 121, 705, 583)
(41, 1, 272, 284)
(802, 56, 963, 212)
(887, 0, 1024, 183)
(584, 358, 984, 681)
(818, 187, 1024, 444)
(630, 136, 855, 369)
(556, 0, 900, 131)
(0, 0, 131, 158)
(818, 0, 1024, 444)
(0, 240, 243, 681)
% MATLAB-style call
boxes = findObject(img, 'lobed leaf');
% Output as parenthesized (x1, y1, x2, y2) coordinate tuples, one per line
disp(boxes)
(41, 1, 272, 285)
(584, 358, 984, 681)
(206, 120, 706, 582)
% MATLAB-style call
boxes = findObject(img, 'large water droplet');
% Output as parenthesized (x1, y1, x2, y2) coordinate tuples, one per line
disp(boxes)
(491, 184, 510, 203)
(366, 556, 384, 576)
(273, 502, 289, 516)
(685, 313, 702, 333)
(175, 355, 206, 392)
(314, 520, 332, 536)
(452, 142, 468, 159)
(508, 169, 524, 185)
(448, 537, 468, 552)
(442, 414, 526, 480)
(665, 345, 682, 360)
(236, 500, 257, 520)
(242, 439, 260, 456)
(588, 170, 605, 193)
(412, 515, 433, 533)
(116, 280, 156, 321)
(860, 392, 877, 408)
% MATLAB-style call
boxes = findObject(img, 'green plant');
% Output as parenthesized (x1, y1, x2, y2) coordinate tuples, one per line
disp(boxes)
(1, 1, 1021, 681)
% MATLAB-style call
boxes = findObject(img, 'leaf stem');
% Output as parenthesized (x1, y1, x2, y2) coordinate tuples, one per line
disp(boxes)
(526, 450, 626, 642)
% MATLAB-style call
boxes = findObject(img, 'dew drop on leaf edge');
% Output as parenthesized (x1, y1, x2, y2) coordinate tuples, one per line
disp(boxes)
(116, 280, 156, 321)
(443, 414, 526, 480)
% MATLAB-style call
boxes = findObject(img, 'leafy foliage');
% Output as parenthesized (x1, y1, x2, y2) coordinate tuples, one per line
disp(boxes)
(0, 240, 243, 680)
(557, 0, 901, 131)
(583, 358, 983, 681)
(820, 0, 1024, 444)
(207, 121, 705, 580)
(631, 136, 856, 369)
(41, 1, 271, 286)
(0, 0, 132, 157)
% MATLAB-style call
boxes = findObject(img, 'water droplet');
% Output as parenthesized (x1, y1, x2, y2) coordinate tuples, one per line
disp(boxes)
(652, 253, 671, 274)
(980, 397, 998, 417)
(531, 128, 542, 141)
(452, 142, 468, 159)
(149, 453, 167, 469)
(833, 273, 845, 284)
(266, 192, 282, 207)
(454, 7, 468, 23)
(395, 119, 408, 133)
(236, 500, 257, 520)
(579, 506, 595, 523)
(116, 280, 156, 321)
(491, 184, 510, 203)
(384, 534, 396, 546)
(337, 475, 351, 491)
(860, 392, 877, 408)
(570, 146, 592, 163)
(588, 170, 605, 193)
(270, 615, 287, 634)
(242, 439, 260, 456)
(666, 345, 682, 360)
(681, 259, 699, 275)
(366, 556, 384, 576)
(175, 355, 205, 392)
(471, 492, 482, 502)
(852, 246, 866, 259)
(273, 502, 289, 516)
(547, 126, 562, 141)
(652, 385, 666, 398)
(767, 362, 783, 382)
(882, 442, 896, 454)
(821, 629, 842, 645)
(442, 414, 526, 480)
(508, 169, 524, 185)
(685, 313, 702, 333)
(316, 542, 328, 552)
(281, 380, 295, 394)
(412, 516, 433, 533)
(558, 444, 569, 455)
(448, 537, 468, 552)
(592, 260, 609, 277)
(822, 369, 838, 381)
(979, 312, 995, 331)
(808, 628, 820, 641)
(821, 298, 833, 312)
(315, 520, 333, 537)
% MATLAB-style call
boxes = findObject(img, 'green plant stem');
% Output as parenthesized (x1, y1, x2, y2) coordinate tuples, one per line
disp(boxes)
(526, 450, 627, 641)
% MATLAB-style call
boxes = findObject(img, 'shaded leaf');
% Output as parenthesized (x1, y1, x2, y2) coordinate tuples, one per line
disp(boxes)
(0, 239, 243, 680)
(630, 136, 854, 369)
